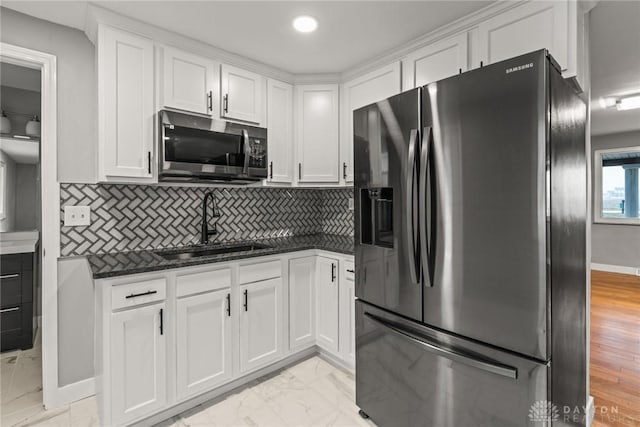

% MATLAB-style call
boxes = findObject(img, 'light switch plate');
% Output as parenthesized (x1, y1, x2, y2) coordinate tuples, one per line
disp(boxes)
(64, 206, 91, 226)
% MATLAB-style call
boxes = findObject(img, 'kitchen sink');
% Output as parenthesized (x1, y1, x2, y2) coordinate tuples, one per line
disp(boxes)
(156, 243, 271, 261)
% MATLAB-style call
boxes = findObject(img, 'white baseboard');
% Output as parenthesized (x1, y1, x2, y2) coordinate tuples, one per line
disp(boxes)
(587, 395, 595, 427)
(591, 263, 639, 275)
(51, 377, 95, 408)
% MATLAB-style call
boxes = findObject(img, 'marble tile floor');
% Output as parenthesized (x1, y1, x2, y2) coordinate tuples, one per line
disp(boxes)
(1, 348, 377, 427)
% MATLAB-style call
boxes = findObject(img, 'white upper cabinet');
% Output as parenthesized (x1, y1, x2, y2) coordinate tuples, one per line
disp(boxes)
(402, 33, 468, 90)
(296, 84, 340, 184)
(266, 79, 294, 183)
(176, 289, 232, 401)
(341, 63, 401, 183)
(98, 25, 155, 183)
(288, 257, 316, 350)
(161, 47, 218, 116)
(476, 1, 572, 73)
(220, 64, 264, 125)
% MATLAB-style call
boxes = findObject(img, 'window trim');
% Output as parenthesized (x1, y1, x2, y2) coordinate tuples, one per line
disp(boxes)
(594, 145, 640, 225)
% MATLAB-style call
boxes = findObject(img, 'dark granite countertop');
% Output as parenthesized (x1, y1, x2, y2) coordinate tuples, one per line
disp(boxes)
(87, 234, 354, 279)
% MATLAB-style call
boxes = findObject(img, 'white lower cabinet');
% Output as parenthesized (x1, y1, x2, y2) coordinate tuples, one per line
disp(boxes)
(339, 260, 356, 367)
(239, 277, 284, 373)
(315, 256, 340, 353)
(176, 289, 232, 400)
(110, 302, 167, 426)
(97, 252, 353, 426)
(288, 257, 316, 350)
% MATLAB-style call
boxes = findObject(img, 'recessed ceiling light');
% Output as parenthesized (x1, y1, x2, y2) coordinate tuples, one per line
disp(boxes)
(293, 15, 318, 33)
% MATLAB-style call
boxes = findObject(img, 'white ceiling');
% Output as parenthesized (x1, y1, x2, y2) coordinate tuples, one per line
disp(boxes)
(1, 1, 492, 74)
(590, 1, 640, 136)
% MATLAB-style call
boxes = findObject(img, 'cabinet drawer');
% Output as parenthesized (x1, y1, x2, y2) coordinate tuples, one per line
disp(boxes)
(1, 274, 22, 308)
(111, 278, 166, 310)
(0, 306, 22, 332)
(239, 260, 281, 284)
(344, 261, 355, 282)
(176, 268, 231, 298)
(0, 253, 31, 274)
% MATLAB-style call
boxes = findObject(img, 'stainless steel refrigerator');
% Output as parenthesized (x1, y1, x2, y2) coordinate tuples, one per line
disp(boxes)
(354, 50, 587, 427)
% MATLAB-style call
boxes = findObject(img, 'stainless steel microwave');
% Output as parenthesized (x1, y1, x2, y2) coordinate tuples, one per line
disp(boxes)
(158, 110, 267, 183)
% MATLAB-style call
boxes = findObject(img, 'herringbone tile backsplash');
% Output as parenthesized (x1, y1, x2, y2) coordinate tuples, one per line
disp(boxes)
(60, 184, 353, 257)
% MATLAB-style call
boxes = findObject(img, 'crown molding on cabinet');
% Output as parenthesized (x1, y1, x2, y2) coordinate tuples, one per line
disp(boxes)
(84, 4, 295, 84)
(340, 0, 526, 81)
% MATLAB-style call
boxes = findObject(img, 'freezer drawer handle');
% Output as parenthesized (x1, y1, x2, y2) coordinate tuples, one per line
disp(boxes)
(364, 312, 518, 379)
(0, 273, 19, 280)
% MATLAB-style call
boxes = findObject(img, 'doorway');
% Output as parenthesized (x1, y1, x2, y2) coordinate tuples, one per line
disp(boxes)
(588, 1, 640, 426)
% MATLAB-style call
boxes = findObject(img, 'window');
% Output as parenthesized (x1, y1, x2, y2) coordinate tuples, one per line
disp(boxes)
(594, 146, 640, 224)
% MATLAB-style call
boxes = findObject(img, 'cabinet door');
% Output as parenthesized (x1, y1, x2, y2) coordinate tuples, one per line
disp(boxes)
(339, 260, 355, 367)
(296, 84, 340, 183)
(162, 47, 217, 116)
(341, 63, 401, 183)
(288, 257, 315, 350)
(176, 289, 232, 400)
(402, 33, 468, 90)
(477, 1, 569, 71)
(221, 64, 263, 124)
(316, 257, 339, 353)
(98, 25, 155, 181)
(111, 302, 166, 425)
(239, 278, 283, 373)
(266, 79, 293, 183)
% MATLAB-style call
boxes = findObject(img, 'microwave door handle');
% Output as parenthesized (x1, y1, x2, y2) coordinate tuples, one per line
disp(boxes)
(242, 129, 250, 175)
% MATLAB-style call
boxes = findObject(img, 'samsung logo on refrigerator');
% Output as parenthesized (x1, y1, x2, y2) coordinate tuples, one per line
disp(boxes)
(505, 63, 534, 74)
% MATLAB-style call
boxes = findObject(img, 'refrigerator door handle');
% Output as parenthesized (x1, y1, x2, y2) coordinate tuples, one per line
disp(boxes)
(405, 129, 420, 284)
(419, 126, 432, 287)
(364, 312, 518, 379)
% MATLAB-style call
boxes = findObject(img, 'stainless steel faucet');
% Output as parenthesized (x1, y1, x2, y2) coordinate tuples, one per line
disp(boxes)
(200, 191, 219, 244)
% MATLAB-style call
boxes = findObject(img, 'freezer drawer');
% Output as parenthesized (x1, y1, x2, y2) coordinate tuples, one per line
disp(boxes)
(355, 301, 548, 427)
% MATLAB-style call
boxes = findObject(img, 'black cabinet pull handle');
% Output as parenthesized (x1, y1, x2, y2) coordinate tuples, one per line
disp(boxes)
(331, 263, 336, 282)
(147, 152, 151, 174)
(269, 161, 273, 179)
(244, 289, 248, 311)
(226, 293, 231, 317)
(159, 308, 164, 335)
(207, 90, 213, 111)
(346, 269, 355, 273)
(343, 162, 347, 179)
(298, 163, 302, 180)
(125, 290, 157, 299)
(223, 94, 229, 114)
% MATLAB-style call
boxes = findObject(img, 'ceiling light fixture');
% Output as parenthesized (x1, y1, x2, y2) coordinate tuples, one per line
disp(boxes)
(616, 94, 640, 111)
(293, 15, 318, 33)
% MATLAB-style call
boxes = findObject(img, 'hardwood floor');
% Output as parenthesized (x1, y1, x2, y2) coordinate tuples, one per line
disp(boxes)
(591, 270, 640, 427)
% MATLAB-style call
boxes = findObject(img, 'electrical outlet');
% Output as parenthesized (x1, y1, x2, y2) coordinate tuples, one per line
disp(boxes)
(64, 206, 91, 226)
(348, 197, 354, 211)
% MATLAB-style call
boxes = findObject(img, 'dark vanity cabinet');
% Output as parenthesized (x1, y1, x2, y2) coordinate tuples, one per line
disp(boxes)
(1, 252, 37, 351)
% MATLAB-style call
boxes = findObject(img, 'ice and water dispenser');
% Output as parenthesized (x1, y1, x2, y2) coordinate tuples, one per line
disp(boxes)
(360, 188, 394, 248)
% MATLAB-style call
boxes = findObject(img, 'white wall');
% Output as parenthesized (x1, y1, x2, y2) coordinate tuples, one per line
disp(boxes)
(0, 7, 97, 184)
(591, 130, 640, 268)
